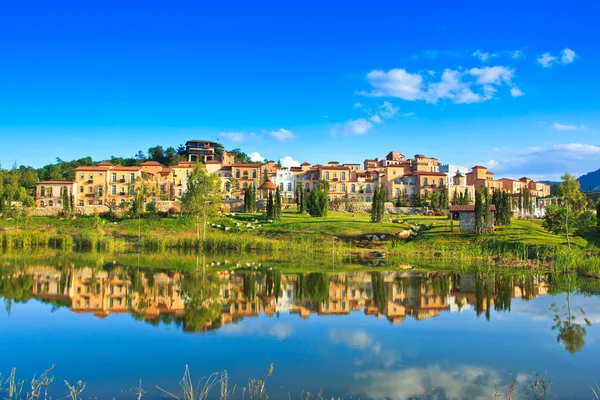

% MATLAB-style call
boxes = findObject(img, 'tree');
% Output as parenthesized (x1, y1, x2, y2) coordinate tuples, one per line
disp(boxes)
(483, 188, 492, 231)
(147, 145, 166, 164)
(557, 173, 586, 213)
(574, 210, 596, 236)
(543, 205, 574, 235)
(371, 187, 379, 222)
(474, 188, 484, 234)
(597, 199, 600, 236)
(307, 183, 328, 217)
(551, 296, 589, 354)
(266, 190, 274, 220)
(181, 165, 222, 240)
(377, 186, 386, 222)
(274, 186, 282, 220)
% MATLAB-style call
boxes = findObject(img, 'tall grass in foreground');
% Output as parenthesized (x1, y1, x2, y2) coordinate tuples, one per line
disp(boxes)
(1, 365, 597, 400)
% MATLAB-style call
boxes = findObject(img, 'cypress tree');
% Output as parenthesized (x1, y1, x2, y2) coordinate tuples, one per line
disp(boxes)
(371, 186, 379, 222)
(596, 199, 600, 235)
(474, 188, 483, 234)
(274, 186, 282, 220)
(266, 190, 274, 219)
(378, 186, 386, 222)
(484, 187, 492, 231)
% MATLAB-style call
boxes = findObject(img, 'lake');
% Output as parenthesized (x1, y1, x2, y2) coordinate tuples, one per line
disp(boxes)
(1, 254, 599, 399)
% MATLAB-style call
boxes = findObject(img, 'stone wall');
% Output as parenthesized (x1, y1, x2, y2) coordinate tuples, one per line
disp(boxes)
(459, 212, 476, 232)
(32, 207, 63, 217)
(153, 201, 182, 213)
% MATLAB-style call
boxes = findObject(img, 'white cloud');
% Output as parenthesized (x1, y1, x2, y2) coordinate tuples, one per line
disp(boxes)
(473, 49, 490, 61)
(510, 87, 524, 97)
(248, 152, 264, 162)
(220, 132, 254, 142)
(538, 48, 577, 67)
(279, 156, 300, 168)
(479, 143, 600, 180)
(370, 114, 382, 123)
(362, 68, 425, 100)
(354, 365, 524, 400)
(354, 102, 362, 108)
(330, 118, 373, 136)
(561, 48, 576, 64)
(269, 128, 295, 141)
(427, 70, 436, 77)
(511, 50, 523, 59)
(402, 112, 416, 117)
(492, 147, 508, 152)
(220, 128, 295, 142)
(362, 66, 518, 104)
(552, 122, 583, 131)
(469, 66, 514, 85)
(330, 329, 373, 349)
(378, 101, 399, 118)
(537, 52, 556, 68)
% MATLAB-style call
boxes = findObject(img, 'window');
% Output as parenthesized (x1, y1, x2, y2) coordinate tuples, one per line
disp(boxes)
(235, 181, 240, 189)
(89, 173, 93, 180)
(243, 170, 248, 178)
(178, 189, 182, 196)
(341, 183, 346, 192)
(351, 184, 356, 193)
(411, 188, 416, 194)
(341, 172, 346, 180)
(97, 200, 103, 205)
(225, 182, 231, 192)
(287, 183, 292, 191)
(130, 173, 135, 183)
(112, 173, 117, 182)
(325, 172, 330, 180)
(78, 200, 84, 206)
(305, 183, 309, 190)
(88, 186, 93, 193)
(333, 184, 337, 191)
(252, 170, 257, 179)
(423, 178, 428, 186)
(243, 182, 248, 188)
(404, 188, 407, 195)
(365, 184, 372, 193)
(366, 196, 371, 202)
(313, 183, 318, 190)
(279, 183, 284, 191)
(396, 189, 400, 197)
(111, 186, 117, 195)
(88, 200, 93, 205)
(439, 178, 444, 186)
(393, 170, 396, 175)
(79, 173, 84, 179)
(334, 172, 337, 178)
(236, 170, 240, 178)
(40, 200, 45, 207)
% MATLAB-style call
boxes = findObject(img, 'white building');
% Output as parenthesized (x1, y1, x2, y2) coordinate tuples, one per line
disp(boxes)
(273, 168, 295, 200)
(440, 164, 470, 185)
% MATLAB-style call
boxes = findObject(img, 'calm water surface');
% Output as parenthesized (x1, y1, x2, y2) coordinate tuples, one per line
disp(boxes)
(1, 255, 599, 399)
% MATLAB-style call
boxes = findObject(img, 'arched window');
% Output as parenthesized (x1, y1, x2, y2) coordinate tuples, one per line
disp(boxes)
(365, 196, 371, 202)
(287, 183, 292, 191)
(365, 184, 372, 193)
(351, 184, 356, 193)
(341, 183, 346, 192)
(373, 173, 377, 179)
(439, 178, 444, 186)
(225, 182, 231, 192)
(48, 200, 53, 207)
(252, 170, 257, 179)
(40, 201, 45, 207)
(423, 178, 428, 186)
(243, 182, 248, 188)
(351, 196, 356, 201)
(236, 170, 240, 178)
(279, 183, 284, 191)
(243, 170, 248, 178)
(341, 172, 346, 180)
(325, 171, 330, 180)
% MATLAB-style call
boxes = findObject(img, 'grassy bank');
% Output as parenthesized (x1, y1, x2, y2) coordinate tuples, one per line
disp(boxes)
(0, 210, 598, 271)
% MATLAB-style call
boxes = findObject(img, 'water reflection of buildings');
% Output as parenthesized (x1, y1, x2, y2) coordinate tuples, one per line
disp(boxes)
(17, 267, 550, 330)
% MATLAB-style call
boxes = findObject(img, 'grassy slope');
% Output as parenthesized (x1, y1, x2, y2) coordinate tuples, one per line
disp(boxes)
(0, 209, 595, 253)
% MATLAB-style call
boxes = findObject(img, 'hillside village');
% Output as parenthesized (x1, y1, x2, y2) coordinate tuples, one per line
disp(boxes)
(34, 139, 551, 215)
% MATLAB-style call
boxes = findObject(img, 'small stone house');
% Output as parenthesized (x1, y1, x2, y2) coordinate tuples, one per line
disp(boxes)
(449, 204, 496, 232)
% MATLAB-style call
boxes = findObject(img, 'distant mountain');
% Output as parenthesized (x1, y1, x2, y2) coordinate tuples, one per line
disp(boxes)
(578, 168, 600, 191)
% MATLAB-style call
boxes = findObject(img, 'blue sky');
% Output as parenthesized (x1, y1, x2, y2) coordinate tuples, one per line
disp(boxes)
(1, 0, 599, 180)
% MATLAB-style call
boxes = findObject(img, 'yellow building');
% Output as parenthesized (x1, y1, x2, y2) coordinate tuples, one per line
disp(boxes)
(35, 180, 76, 208)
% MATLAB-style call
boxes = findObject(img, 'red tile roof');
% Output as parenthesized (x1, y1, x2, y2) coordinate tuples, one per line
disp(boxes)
(412, 171, 447, 176)
(37, 180, 75, 184)
(141, 161, 163, 166)
(232, 163, 261, 168)
(301, 162, 311, 166)
(98, 161, 114, 166)
(205, 160, 221, 164)
(112, 166, 142, 171)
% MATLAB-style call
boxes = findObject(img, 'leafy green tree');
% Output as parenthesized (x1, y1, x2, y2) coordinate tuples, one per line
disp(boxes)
(543, 205, 574, 235)
(574, 210, 596, 236)
(307, 184, 328, 217)
(181, 165, 222, 240)
(557, 173, 587, 213)
(551, 295, 589, 354)
(147, 145, 166, 164)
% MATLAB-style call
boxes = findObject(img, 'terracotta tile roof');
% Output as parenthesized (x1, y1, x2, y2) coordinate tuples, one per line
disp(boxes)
(98, 161, 114, 167)
(75, 166, 112, 171)
(450, 205, 496, 212)
(141, 161, 163, 166)
(290, 167, 302, 171)
(472, 165, 487, 169)
(301, 162, 311, 166)
(112, 166, 142, 171)
(219, 166, 232, 171)
(258, 180, 277, 190)
(319, 166, 350, 170)
(205, 160, 221, 164)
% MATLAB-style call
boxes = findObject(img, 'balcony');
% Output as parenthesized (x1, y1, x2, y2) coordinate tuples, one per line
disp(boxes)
(85, 193, 96, 198)
(87, 179, 93, 184)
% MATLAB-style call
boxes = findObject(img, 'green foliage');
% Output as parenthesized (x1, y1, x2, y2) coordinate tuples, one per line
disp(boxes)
(597, 200, 600, 236)
(543, 205, 574, 235)
(557, 173, 587, 213)
(274, 187, 282, 220)
(371, 186, 387, 223)
(181, 165, 223, 240)
(307, 184, 328, 217)
(492, 190, 512, 226)
(266, 191, 274, 220)
(243, 185, 257, 213)
(575, 210, 596, 236)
